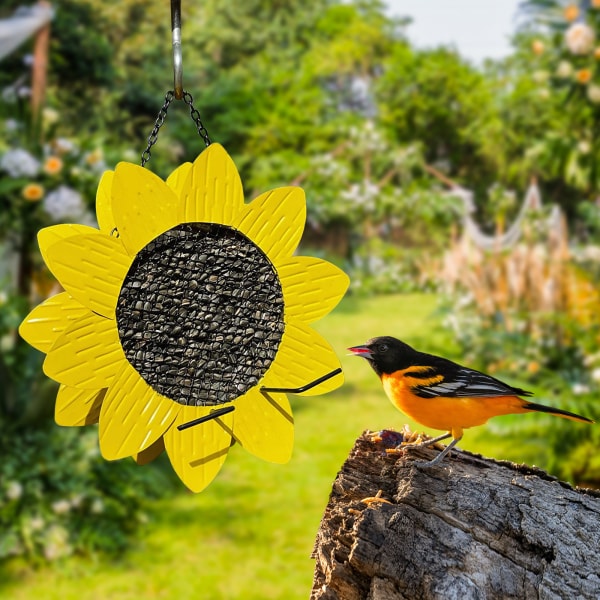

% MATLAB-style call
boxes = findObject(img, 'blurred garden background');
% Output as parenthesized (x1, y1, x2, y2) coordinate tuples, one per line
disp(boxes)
(1, 0, 600, 598)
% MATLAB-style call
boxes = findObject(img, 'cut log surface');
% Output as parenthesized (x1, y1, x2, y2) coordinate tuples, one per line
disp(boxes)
(311, 431, 600, 600)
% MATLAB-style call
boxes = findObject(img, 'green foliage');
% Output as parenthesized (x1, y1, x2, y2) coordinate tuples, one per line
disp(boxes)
(377, 45, 505, 194)
(518, 0, 600, 196)
(0, 424, 174, 561)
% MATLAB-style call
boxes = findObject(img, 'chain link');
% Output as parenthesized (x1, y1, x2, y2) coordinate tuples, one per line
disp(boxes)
(182, 91, 211, 147)
(141, 91, 175, 167)
(141, 90, 211, 167)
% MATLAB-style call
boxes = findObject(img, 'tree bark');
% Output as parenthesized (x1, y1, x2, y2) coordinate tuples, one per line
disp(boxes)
(311, 431, 600, 600)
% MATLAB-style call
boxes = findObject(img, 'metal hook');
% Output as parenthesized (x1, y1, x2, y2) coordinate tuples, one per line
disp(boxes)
(171, 0, 183, 99)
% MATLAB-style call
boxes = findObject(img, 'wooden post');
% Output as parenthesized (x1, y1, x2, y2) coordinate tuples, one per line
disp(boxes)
(311, 431, 600, 599)
(31, 1, 51, 121)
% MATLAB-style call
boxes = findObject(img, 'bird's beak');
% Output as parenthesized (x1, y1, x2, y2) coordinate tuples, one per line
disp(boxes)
(347, 345, 373, 358)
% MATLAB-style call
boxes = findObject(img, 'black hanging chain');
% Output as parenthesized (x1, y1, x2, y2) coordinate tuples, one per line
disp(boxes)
(141, 90, 211, 167)
(182, 91, 211, 148)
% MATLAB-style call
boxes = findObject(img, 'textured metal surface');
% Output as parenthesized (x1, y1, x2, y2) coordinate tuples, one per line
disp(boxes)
(112, 162, 181, 256)
(98, 361, 179, 460)
(278, 256, 350, 324)
(178, 143, 243, 225)
(44, 234, 131, 317)
(233, 388, 293, 463)
(165, 161, 192, 197)
(134, 437, 165, 465)
(164, 407, 234, 493)
(55, 385, 105, 426)
(38, 223, 100, 267)
(233, 187, 306, 263)
(263, 320, 343, 396)
(43, 311, 123, 389)
(19, 292, 88, 353)
(95, 170, 115, 233)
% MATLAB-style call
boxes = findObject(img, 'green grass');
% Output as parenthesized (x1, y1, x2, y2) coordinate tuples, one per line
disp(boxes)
(0, 293, 551, 599)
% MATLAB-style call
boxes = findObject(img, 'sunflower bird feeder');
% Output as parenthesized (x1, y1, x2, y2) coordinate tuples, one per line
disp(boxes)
(18, 1, 348, 492)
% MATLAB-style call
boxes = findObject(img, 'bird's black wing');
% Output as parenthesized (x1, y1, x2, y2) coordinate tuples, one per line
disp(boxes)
(408, 360, 533, 399)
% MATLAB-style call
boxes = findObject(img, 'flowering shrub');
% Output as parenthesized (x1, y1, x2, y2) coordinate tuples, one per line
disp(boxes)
(0, 116, 104, 238)
(0, 425, 173, 562)
(525, 0, 600, 193)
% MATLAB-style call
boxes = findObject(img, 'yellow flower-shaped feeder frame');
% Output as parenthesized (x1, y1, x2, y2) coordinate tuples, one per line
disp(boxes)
(19, 144, 349, 492)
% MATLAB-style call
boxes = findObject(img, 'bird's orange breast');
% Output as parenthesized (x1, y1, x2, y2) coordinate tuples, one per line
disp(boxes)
(381, 369, 528, 433)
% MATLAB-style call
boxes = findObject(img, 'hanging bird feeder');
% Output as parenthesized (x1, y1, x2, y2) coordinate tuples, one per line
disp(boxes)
(19, 0, 349, 492)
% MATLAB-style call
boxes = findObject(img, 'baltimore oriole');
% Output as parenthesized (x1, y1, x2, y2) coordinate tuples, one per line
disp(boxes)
(349, 336, 594, 466)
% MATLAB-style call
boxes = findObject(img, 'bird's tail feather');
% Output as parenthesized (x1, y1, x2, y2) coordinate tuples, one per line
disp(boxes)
(524, 402, 594, 424)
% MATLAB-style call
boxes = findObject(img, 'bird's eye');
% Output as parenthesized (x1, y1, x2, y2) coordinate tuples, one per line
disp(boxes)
(379, 343, 389, 353)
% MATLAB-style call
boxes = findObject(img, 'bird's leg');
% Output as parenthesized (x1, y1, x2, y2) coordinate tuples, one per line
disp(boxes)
(400, 432, 452, 450)
(419, 435, 462, 467)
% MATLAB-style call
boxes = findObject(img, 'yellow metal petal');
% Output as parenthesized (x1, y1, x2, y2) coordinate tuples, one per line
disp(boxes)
(233, 388, 293, 463)
(19, 292, 89, 354)
(99, 361, 179, 460)
(44, 234, 130, 318)
(279, 257, 349, 324)
(134, 437, 165, 465)
(164, 406, 233, 493)
(38, 224, 100, 267)
(263, 321, 344, 396)
(55, 385, 106, 426)
(43, 312, 123, 389)
(177, 144, 244, 224)
(111, 162, 180, 256)
(232, 187, 306, 262)
(166, 162, 192, 197)
(96, 170, 115, 232)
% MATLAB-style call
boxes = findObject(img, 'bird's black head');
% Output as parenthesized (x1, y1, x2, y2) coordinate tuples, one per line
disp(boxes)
(348, 336, 419, 377)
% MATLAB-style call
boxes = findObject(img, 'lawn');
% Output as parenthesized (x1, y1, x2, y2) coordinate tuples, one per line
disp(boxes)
(0, 293, 548, 600)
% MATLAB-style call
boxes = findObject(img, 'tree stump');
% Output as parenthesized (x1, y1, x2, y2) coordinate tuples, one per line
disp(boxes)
(311, 431, 600, 600)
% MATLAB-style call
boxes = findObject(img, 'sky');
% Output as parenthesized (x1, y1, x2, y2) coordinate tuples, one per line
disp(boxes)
(384, 0, 523, 64)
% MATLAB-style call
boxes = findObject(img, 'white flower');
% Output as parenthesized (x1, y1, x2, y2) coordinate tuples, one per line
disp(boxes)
(578, 140, 592, 154)
(43, 525, 71, 561)
(53, 138, 76, 154)
(4, 118, 19, 132)
(538, 88, 550, 100)
(1, 86, 17, 103)
(0, 148, 40, 177)
(0, 291, 7, 305)
(43, 185, 85, 221)
(591, 368, 600, 382)
(572, 382, 590, 395)
(557, 61, 573, 78)
(29, 516, 45, 531)
(90, 498, 104, 514)
(341, 180, 379, 213)
(565, 23, 595, 55)
(1, 334, 14, 353)
(6, 481, 23, 501)
(51, 499, 71, 515)
(70, 494, 84, 509)
(532, 70, 549, 83)
(122, 148, 138, 162)
(42, 108, 59, 127)
(587, 84, 600, 104)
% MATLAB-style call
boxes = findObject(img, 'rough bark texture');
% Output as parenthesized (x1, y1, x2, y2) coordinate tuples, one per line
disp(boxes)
(311, 431, 600, 600)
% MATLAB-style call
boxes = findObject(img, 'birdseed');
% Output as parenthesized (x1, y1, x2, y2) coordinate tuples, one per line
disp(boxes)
(116, 223, 285, 406)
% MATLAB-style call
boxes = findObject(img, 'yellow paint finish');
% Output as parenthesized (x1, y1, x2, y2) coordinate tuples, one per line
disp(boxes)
(382, 369, 528, 433)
